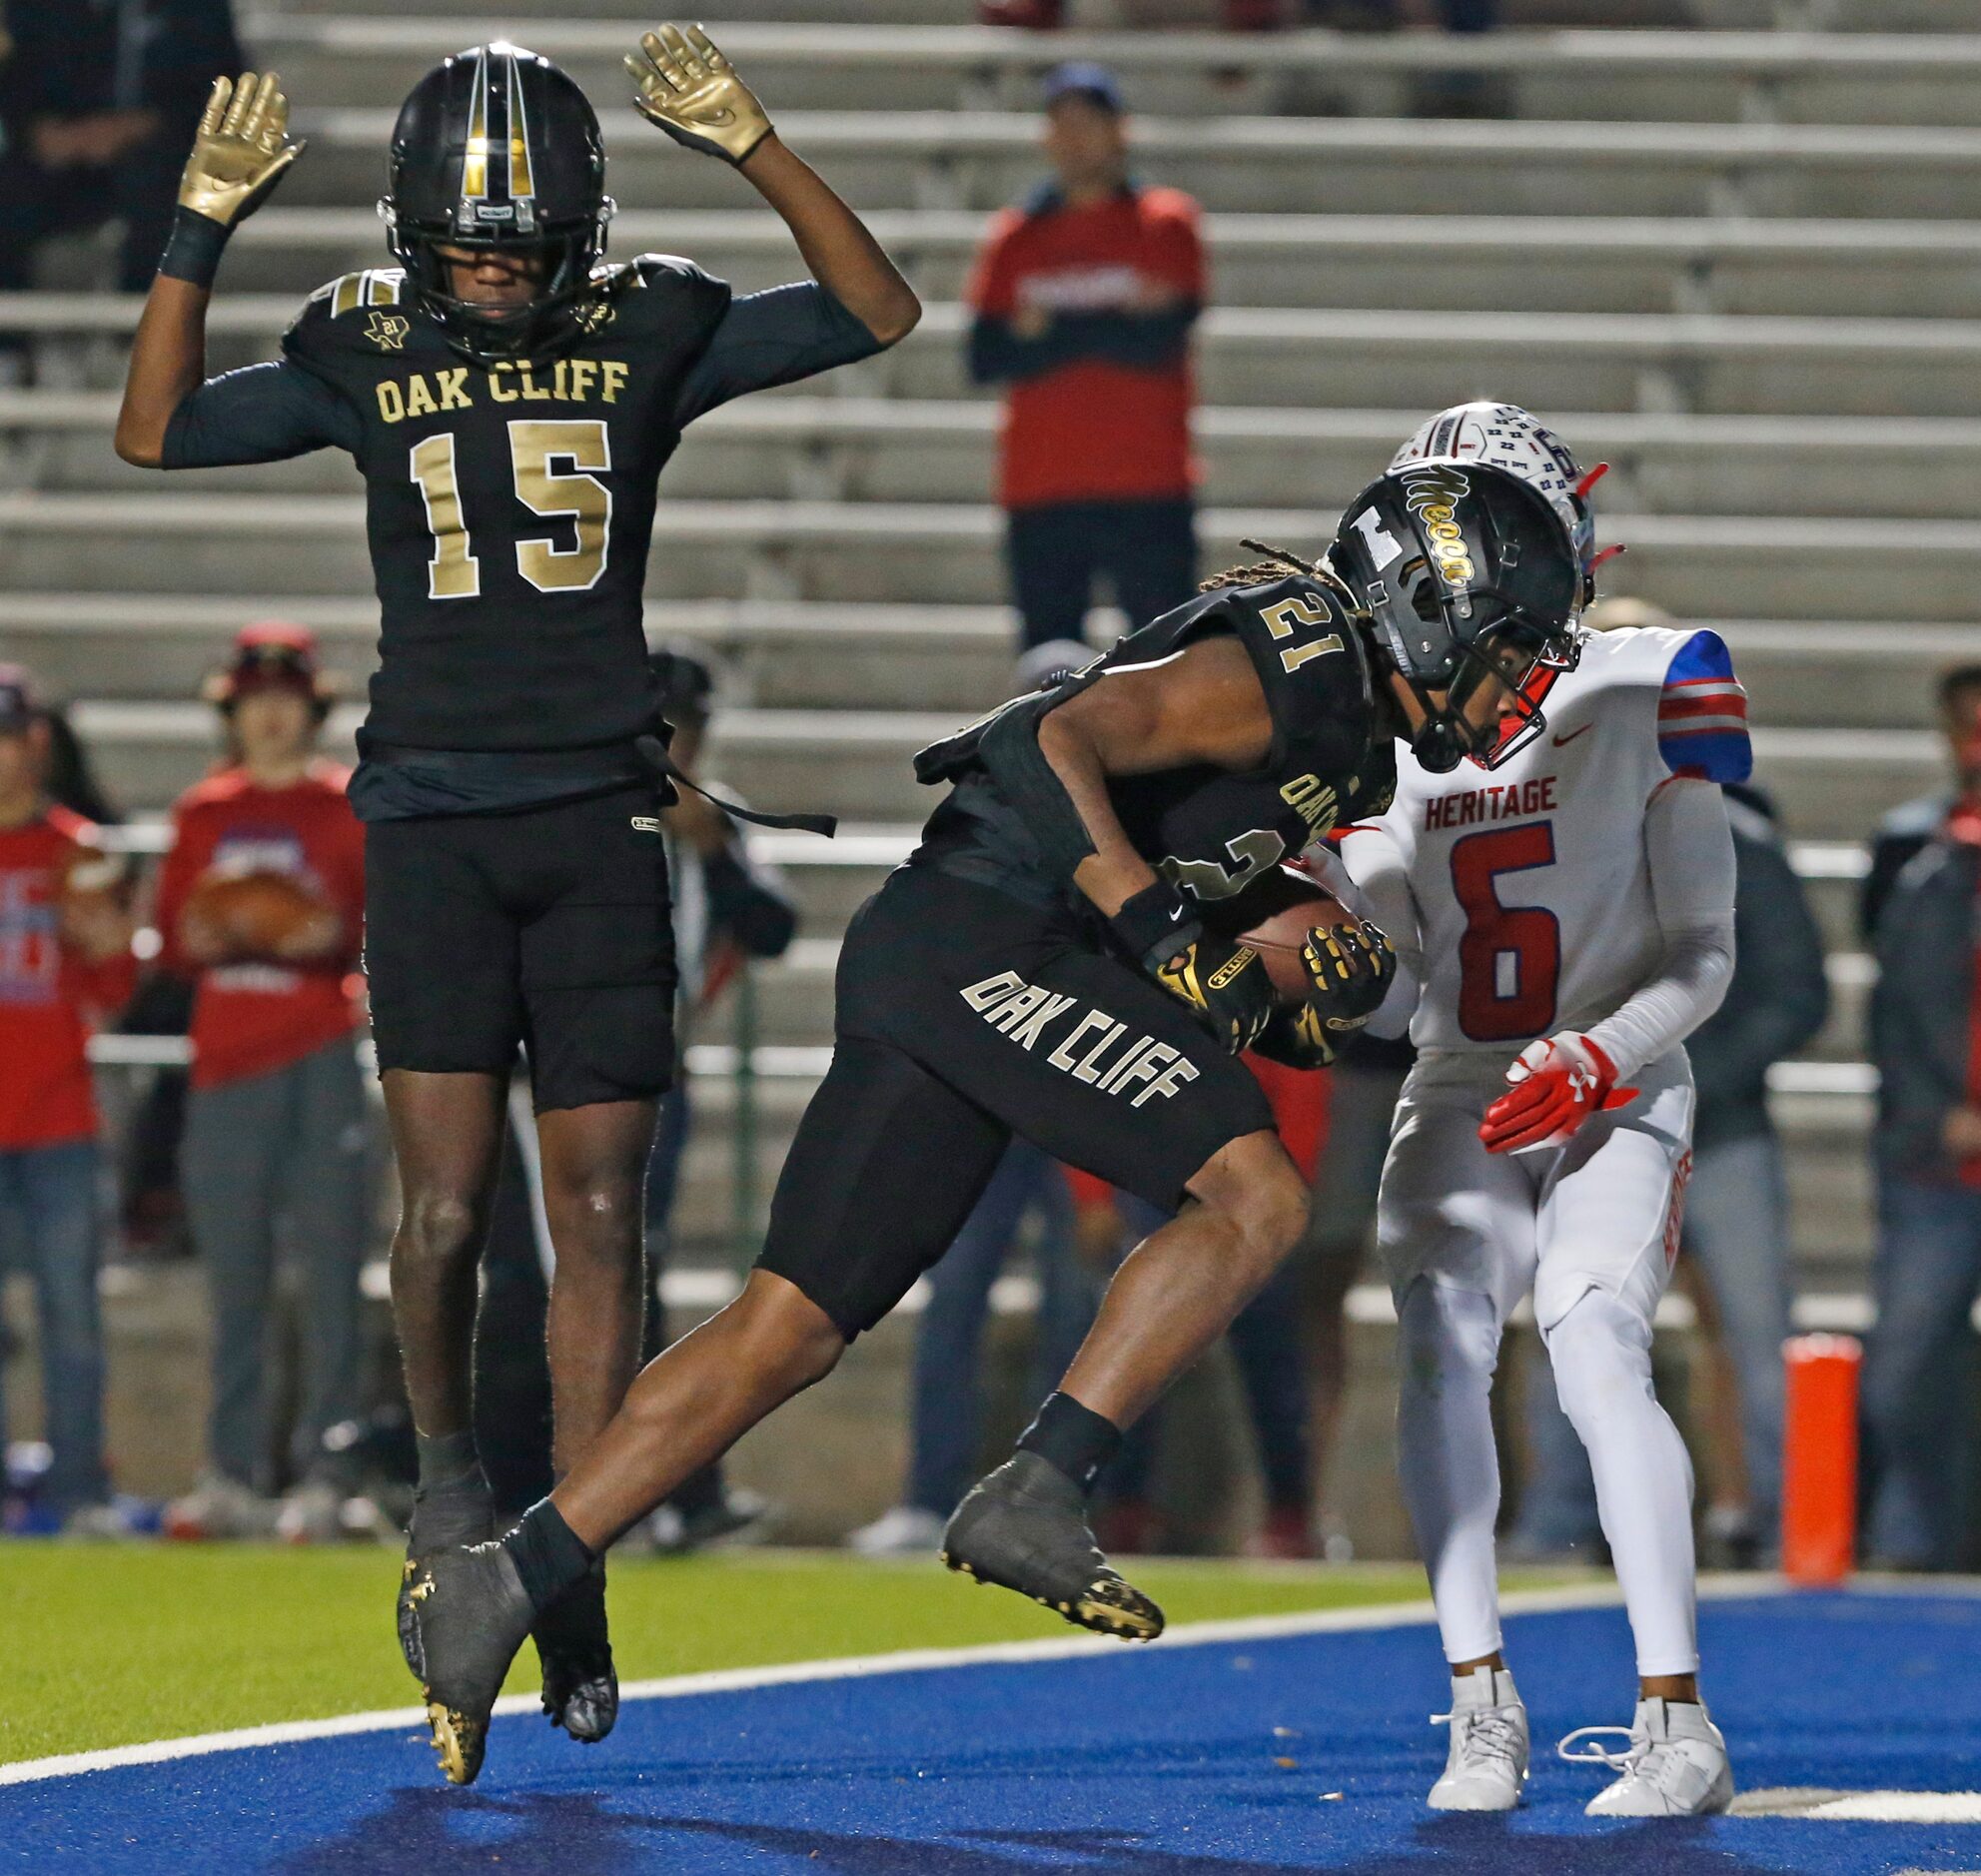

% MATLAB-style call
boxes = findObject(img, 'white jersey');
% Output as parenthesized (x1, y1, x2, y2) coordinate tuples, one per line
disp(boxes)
(1340, 624, 1749, 1075)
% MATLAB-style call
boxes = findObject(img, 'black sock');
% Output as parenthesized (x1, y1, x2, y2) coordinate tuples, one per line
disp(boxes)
(411, 1431, 493, 1550)
(1016, 1393, 1122, 1493)
(503, 1498, 595, 1612)
(415, 1429, 487, 1497)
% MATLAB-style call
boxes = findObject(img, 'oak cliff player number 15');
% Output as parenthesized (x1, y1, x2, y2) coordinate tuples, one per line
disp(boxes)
(113, 30, 919, 1785)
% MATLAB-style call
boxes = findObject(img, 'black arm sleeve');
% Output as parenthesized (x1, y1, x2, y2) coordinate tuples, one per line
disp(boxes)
(703, 845, 800, 960)
(672, 283, 884, 429)
(161, 361, 362, 469)
(968, 306, 1198, 386)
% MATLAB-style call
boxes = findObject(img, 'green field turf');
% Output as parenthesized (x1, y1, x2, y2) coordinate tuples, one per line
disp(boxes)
(0, 1544, 1575, 1767)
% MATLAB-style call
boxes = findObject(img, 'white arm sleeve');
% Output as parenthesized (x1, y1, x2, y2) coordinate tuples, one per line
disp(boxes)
(1582, 778, 1737, 1079)
(1330, 825, 1424, 1042)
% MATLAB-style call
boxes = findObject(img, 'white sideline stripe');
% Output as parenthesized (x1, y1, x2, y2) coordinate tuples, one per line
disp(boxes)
(1734, 1787, 1981, 1823)
(5, 1578, 1760, 1789)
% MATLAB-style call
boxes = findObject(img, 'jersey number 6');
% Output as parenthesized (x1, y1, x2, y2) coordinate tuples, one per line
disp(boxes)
(1451, 822, 1560, 1042)
(410, 420, 613, 599)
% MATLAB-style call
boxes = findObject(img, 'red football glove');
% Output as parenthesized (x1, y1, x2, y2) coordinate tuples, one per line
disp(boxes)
(1479, 1033, 1638, 1156)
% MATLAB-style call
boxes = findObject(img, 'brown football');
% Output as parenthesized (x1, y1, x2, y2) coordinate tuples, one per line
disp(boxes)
(1208, 865, 1361, 1002)
(183, 869, 337, 962)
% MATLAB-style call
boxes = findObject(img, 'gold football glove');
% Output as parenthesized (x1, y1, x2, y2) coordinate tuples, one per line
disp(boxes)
(1300, 919, 1397, 1033)
(626, 24, 773, 167)
(179, 71, 303, 227)
(1154, 931, 1276, 1057)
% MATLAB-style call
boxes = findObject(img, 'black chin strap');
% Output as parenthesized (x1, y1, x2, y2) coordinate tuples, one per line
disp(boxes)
(633, 734, 838, 839)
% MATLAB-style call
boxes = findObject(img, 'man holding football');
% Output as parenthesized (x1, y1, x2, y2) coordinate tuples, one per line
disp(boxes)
(395, 457, 1607, 1783)
(154, 623, 369, 1546)
(116, 26, 920, 1766)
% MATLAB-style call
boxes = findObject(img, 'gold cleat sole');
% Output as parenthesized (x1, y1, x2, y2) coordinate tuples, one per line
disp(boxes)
(941, 1552, 1164, 1642)
(425, 1698, 485, 1786)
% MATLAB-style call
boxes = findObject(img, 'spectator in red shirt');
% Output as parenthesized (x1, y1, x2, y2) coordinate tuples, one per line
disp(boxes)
(152, 625, 371, 1543)
(966, 64, 1205, 650)
(0, 665, 136, 1530)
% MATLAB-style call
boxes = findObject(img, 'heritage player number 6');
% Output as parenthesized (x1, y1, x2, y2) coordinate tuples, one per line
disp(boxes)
(1451, 821, 1560, 1042)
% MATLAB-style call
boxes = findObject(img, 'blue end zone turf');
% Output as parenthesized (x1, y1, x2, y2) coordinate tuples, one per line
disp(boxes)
(8, 1587, 1980, 1873)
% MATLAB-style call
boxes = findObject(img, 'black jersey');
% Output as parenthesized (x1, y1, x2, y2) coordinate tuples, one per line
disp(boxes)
(914, 572, 1396, 916)
(163, 259, 881, 816)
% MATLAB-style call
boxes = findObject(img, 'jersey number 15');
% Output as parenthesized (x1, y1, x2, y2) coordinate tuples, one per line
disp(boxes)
(410, 421, 613, 598)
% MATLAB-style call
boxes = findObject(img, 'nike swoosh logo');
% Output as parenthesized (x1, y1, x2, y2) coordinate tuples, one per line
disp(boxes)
(1551, 723, 1592, 748)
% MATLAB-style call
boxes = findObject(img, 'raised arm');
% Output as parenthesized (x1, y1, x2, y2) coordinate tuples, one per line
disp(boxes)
(116, 71, 304, 467)
(626, 24, 919, 347)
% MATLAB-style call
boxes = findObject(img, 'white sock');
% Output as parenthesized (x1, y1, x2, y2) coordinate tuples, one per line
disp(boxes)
(1544, 1287, 1699, 1676)
(1396, 1279, 1505, 1665)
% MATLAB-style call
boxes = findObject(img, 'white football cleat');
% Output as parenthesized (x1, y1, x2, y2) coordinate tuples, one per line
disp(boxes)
(848, 1504, 946, 1557)
(1428, 1665, 1528, 1811)
(1561, 1697, 1735, 1817)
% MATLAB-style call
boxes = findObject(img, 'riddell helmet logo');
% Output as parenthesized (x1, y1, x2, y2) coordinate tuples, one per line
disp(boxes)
(1400, 465, 1477, 599)
(1207, 951, 1256, 992)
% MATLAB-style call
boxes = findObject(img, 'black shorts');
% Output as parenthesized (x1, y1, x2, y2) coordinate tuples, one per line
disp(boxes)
(756, 864, 1275, 1339)
(364, 785, 676, 1112)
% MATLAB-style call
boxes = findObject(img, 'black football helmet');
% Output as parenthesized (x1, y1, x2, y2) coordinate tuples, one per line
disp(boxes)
(1333, 460, 1581, 775)
(380, 42, 614, 363)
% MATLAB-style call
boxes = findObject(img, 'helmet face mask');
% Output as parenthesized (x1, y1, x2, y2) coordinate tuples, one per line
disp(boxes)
(1334, 462, 1582, 775)
(381, 42, 614, 365)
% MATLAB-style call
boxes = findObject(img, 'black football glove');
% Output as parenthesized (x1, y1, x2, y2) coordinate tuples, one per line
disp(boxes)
(1300, 918, 1398, 1036)
(1251, 1001, 1339, 1071)
(1111, 882, 1276, 1056)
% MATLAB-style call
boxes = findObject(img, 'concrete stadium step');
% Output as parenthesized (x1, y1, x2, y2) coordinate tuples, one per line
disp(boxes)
(62, 694, 1945, 840)
(21, 596, 1968, 727)
(24, 293, 1981, 419)
(5, 488, 1979, 623)
(237, 19, 1981, 126)
(279, 110, 1981, 224)
(275, 0, 1698, 20)
(83, 207, 1981, 322)
(0, 593, 1031, 709)
(23, 391, 1981, 524)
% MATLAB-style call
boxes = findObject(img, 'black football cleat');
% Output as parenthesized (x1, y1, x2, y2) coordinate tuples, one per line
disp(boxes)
(532, 1560, 618, 1743)
(398, 1486, 495, 1683)
(405, 1541, 536, 1786)
(941, 1452, 1165, 1642)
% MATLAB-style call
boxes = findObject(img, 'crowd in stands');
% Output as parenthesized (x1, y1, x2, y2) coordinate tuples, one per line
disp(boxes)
(0, 36, 1976, 1578)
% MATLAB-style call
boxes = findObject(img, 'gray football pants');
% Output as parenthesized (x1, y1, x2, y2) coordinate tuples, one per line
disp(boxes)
(181, 1037, 372, 1491)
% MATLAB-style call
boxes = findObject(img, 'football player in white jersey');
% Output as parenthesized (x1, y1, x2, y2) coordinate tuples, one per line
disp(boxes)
(1330, 426, 1747, 1819)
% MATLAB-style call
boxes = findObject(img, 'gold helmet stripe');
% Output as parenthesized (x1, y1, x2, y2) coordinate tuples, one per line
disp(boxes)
(461, 45, 490, 201)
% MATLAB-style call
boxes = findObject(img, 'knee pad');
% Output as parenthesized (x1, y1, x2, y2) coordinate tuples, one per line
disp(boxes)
(1543, 1287, 1654, 1433)
(1396, 1279, 1501, 1403)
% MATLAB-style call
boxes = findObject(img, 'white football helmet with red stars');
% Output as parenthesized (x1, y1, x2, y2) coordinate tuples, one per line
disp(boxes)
(1390, 402, 1605, 606)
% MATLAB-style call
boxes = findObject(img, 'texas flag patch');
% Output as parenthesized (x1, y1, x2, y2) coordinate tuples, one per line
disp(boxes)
(1656, 629, 1751, 784)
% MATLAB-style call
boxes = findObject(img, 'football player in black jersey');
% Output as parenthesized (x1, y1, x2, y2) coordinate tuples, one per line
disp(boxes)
(400, 465, 1587, 1784)
(116, 31, 918, 1777)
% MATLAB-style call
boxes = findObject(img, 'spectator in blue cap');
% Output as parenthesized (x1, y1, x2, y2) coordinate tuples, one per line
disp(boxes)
(964, 63, 1206, 652)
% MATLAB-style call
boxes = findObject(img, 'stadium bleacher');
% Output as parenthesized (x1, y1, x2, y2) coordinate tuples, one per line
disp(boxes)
(10, 0, 1975, 1309)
